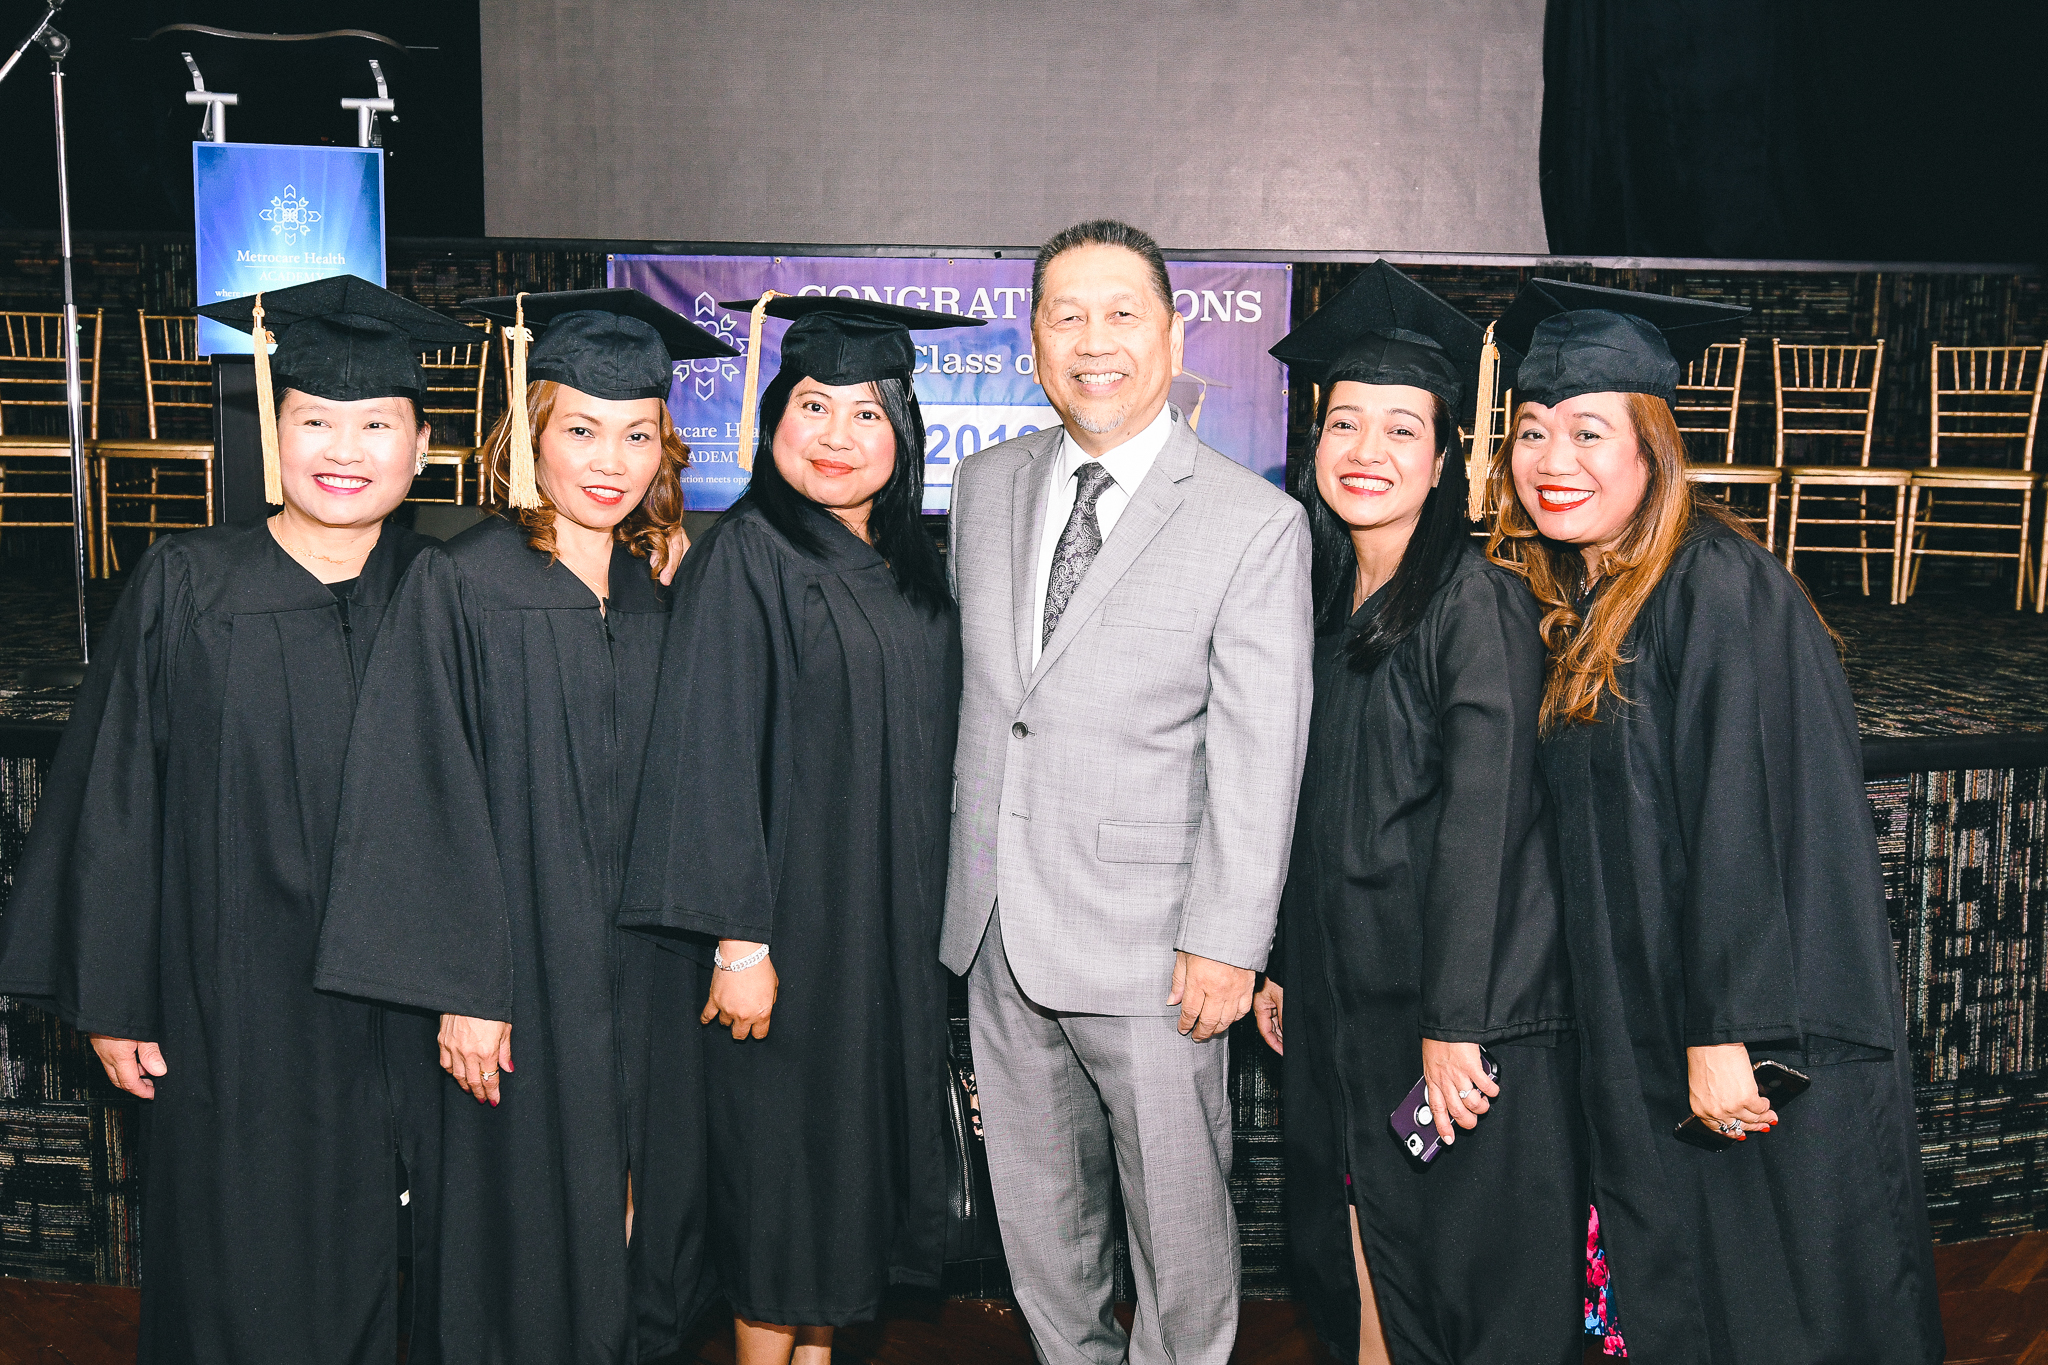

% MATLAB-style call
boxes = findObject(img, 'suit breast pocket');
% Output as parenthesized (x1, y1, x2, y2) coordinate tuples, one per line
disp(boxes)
(1096, 820, 1200, 864)
(1098, 594, 1196, 632)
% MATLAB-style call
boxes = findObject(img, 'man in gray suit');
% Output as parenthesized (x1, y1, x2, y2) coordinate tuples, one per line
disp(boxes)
(942, 220, 1312, 1365)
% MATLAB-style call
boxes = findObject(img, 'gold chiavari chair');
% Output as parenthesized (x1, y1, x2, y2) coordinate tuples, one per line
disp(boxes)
(0, 309, 103, 575)
(1896, 343, 2044, 610)
(1677, 340, 1781, 548)
(94, 313, 216, 574)
(1777, 340, 1906, 600)
(415, 324, 493, 504)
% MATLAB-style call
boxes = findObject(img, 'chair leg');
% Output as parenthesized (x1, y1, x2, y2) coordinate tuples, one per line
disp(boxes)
(1857, 488, 1872, 597)
(2038, 499, 2048, 613)
(1900, 486, 1920, 604)
(1785, 482, 1802, 574)
(1890, 486, 1908, 606)
(2017, 488, 2035, 611)
(93, 455, 109, 579)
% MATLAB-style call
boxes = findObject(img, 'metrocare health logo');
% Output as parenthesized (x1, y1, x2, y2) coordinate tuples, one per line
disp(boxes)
(261, 185, 323, 246)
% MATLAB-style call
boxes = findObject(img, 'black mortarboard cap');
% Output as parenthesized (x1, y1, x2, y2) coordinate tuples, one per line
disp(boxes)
(463, 288, 738, 401)
(199, 273, 478, 402)
(721, 294, 987, 389)
(459, 288, 738, 507)
(1269, 261, 1522, 520)
(1267, 260, 1513, 416)
(718, 293, 986, 473)
(1499, 279, 1749, 408)
(199, 274, 480, 504)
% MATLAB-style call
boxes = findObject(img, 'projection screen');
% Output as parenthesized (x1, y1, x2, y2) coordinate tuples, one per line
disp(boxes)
(480, 0, 1547, 254)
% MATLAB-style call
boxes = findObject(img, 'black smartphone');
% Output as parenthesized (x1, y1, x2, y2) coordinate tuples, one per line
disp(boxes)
(1672, 1059, 1810, 1151)
(1753, 1059, 1811, 1104)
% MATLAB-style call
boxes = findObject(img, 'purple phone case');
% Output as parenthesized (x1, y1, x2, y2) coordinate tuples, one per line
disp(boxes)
(1389, 1049, 1500, 1163)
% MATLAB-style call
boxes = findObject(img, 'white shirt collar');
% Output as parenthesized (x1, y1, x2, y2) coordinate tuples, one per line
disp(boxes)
(1056, 402, 1174, 492)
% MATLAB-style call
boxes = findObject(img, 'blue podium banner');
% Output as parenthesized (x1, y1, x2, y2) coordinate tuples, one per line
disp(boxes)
(609, 254, 1291, 513)
(193, 143, 386, 356)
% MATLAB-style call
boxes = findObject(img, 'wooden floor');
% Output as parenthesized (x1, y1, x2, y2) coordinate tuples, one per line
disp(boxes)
(5, 1231, 2045, 1362)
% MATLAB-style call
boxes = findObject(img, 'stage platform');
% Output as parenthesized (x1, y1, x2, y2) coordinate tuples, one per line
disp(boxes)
(5, 564, 2048, 1295)
(3, 1229, 2043, 1363)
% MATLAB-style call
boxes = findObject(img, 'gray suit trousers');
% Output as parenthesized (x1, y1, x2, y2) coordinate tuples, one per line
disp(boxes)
(968, 909, 1238, 1365)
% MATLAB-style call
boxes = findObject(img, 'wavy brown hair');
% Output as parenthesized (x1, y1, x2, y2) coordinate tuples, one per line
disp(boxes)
(1485, 392, 1756, 734)
(479, 380, 690, 575)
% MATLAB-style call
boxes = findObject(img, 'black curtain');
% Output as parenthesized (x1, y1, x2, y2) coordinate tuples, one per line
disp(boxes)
(0, 1, 484, 236)
(1542, 1, 2046, 262)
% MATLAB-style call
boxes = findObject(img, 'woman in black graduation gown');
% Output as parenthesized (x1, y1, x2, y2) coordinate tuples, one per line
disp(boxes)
(316, 289, 739, 1365)
(1490, 279, 1943, 1364)
(620, 296, 968, 1365)
(0, 276, 476, 1364)
(1252, 263, 1585, 1365)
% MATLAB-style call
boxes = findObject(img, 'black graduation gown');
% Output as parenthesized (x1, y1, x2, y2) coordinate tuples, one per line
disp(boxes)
(620, 499, 961, 1327)
(0, 519, 434, 1365)
(1539, 525, 1943, 1364)
(316, 514, 704, 1365)
(1271, 543, 1586, 1365)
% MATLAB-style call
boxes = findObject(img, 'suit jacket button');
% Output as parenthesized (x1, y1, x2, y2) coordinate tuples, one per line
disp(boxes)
(1012, 721, 1030, 738)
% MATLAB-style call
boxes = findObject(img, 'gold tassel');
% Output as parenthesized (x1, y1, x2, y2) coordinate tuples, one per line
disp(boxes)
(506, 292, 539, 509)
(1466, 323, 1499, 522)
(251, 296, 282, 505)
(1185, 372, 1210, 434)
(734, 290, 787, 473)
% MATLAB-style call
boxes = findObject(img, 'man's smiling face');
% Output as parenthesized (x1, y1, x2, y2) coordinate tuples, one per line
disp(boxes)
(1030, 243, 1185, 451)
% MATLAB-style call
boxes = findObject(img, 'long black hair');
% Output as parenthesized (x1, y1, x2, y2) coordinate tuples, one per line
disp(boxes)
(1294, 386, 1468, 673)
(743, 370, 953, 615)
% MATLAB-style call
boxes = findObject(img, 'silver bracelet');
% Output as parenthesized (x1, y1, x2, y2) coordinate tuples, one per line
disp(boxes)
(713, 944, 769, 972)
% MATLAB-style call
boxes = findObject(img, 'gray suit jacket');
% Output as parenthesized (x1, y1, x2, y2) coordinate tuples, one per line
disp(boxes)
(940, 410, 1313, 1015)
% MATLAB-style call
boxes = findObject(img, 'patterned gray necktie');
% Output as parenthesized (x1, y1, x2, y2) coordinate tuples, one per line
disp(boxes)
(1042, 460, 1117, 647)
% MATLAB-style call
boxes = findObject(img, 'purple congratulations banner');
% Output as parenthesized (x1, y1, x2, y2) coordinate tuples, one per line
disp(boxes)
(609, 254, 1290, 512)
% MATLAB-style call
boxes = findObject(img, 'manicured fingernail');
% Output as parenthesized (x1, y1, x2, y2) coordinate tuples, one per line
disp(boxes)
(1443, 1134, 1455, 1144)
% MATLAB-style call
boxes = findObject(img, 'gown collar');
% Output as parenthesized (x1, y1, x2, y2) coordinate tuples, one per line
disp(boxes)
(1343, 578, 1397, 637)
(454, 514, 670, 613)
(784, 498, 890, 573)
(226, 518, 415, 615)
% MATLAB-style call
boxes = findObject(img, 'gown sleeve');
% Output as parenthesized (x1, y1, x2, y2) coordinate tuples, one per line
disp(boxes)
(1663, 533, 1896, 1052)
(315, 549, 514, 1020)
(0, 540, 182, 1039)
(1418, 570, 1572, 1043)
(619, 522, 790, 946)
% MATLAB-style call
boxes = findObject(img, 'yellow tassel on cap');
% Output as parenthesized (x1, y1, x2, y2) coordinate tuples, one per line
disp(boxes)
(505, 292, 539, 509)
(734, 290, 787, 473)
(1185, 371, 1211, 434)
(1466, 322, 1500, 522)
(250, 296, 282, 505)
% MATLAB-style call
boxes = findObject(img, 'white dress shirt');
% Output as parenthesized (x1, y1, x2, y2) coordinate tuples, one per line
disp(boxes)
(1030, 403, 1175, 665)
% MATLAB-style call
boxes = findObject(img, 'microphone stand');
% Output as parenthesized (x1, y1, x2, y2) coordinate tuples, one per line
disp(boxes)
(2, 1, 91, 683)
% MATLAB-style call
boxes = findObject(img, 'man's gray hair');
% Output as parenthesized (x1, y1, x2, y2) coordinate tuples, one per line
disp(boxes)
(1032, 219, 1174, 315)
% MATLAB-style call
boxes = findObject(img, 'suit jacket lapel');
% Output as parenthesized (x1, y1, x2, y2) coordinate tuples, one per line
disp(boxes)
(1026, 413, 1197, 696)
(1010, 428, 1061, 688)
